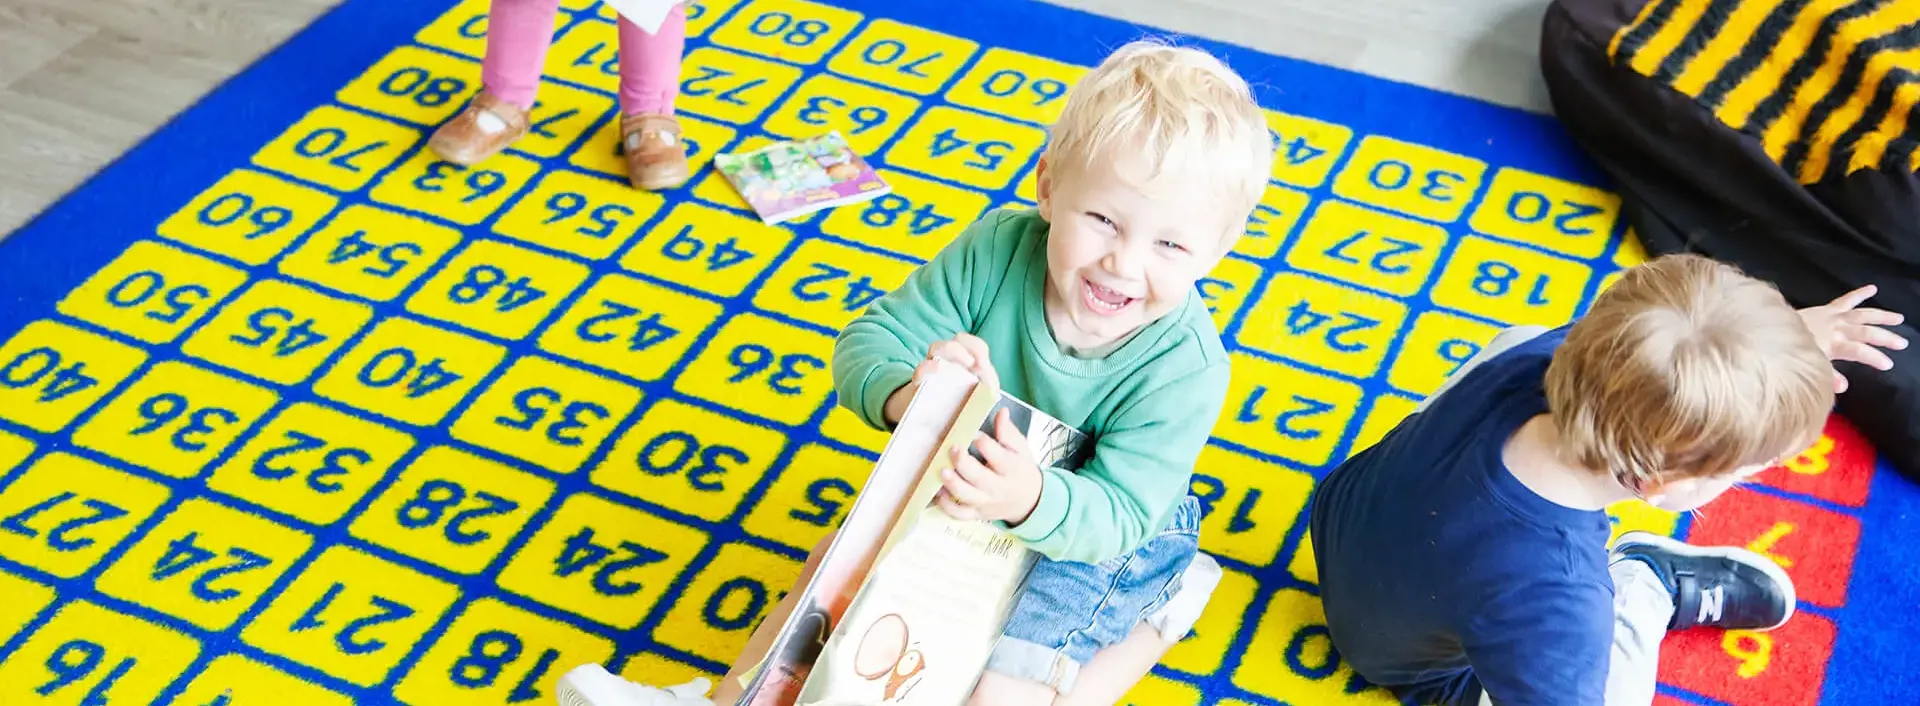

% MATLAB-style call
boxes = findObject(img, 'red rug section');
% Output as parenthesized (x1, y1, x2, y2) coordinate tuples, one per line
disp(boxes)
(1654, 414, 1873, 706)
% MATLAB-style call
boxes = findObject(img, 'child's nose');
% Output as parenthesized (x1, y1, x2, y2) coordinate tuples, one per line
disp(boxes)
(1102, 242, 1146, 280)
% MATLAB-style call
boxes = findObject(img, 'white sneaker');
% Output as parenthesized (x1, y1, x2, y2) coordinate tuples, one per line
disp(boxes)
(555, 663, 715, 706)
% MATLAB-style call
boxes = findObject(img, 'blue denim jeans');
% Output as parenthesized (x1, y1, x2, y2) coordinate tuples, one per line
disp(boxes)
(983, 495, 1204, 694)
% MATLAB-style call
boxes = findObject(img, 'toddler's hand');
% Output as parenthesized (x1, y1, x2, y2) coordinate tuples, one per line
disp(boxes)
(881, 334, 999, 426)
(1798, 284, 1909, 392)
(926, 333, 1000, 393)
(937, 408, 1044, 526)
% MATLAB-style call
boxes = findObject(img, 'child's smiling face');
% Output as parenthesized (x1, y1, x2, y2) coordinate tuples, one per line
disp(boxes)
(1036, 154, 1242, 350)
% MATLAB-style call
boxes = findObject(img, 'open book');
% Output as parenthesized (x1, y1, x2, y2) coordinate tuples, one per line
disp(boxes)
(732, 361, 1091, 706)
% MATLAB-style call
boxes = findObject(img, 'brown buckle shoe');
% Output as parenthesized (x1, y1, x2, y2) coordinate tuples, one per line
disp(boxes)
(622, 113, 692, 191)
(428, 92, 531, 167)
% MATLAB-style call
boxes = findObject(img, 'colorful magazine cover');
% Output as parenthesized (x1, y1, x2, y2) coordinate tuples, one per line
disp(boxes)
(713, 131, 891, 225)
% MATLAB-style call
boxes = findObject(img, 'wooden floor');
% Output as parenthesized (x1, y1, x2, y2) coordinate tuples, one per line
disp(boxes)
(0, 0, 1555, 238)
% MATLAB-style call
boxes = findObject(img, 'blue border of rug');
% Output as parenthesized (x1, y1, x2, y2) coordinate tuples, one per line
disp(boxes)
(1, 0, 1916, 704)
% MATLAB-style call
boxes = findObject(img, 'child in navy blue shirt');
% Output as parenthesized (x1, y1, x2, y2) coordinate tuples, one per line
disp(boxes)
(1310, 254, 1907, 705)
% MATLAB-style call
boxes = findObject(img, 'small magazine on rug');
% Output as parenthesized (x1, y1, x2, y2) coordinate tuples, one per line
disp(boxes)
(714, 132, 891, 225)
(731, 361, 1092, 706)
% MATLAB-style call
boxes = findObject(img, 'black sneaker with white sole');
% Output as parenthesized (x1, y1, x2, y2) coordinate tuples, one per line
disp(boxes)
(1610, 530, 1796, 631)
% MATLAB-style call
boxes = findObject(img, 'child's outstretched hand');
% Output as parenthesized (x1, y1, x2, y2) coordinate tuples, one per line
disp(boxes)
(1799, 284, 1909, 392)
(938, 408, 1044, 526)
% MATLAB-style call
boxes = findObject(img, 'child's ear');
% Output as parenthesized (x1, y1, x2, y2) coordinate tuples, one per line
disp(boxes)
(1636, 475, 1675, 507)
(1035, 155, 1053, 220)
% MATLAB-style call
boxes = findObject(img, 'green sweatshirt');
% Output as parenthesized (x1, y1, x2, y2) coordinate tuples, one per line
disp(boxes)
(832, 208, 1232, 564)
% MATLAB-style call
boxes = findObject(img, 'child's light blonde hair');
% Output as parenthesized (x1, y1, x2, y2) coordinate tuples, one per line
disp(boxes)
(1042, 39, 1274, 237)
(1545, 254, 1833, 490)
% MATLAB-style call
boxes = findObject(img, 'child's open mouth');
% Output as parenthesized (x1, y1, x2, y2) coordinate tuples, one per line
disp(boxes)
(1083, 278, 1137, 316)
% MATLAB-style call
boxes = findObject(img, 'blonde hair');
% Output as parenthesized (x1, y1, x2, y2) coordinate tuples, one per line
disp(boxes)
(1042, 39, 1274, 232)
(1545, 254, 1832, 488)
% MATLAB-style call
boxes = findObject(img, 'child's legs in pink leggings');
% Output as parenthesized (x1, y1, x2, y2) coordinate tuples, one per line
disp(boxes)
(617, 3, 687, 116)
(480, 0, 565, 108)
